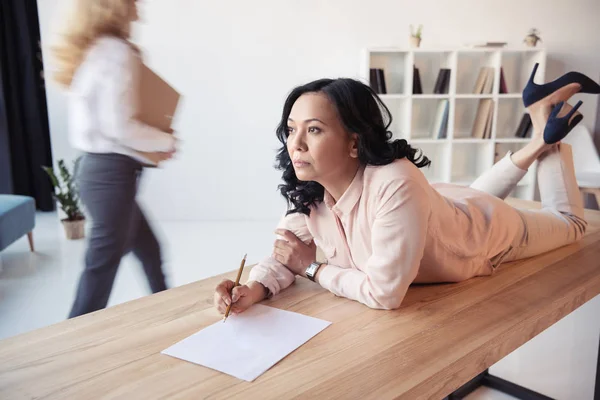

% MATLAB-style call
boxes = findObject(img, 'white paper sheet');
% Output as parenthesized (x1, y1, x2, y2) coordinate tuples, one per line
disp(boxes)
(161, 304, 331, 382)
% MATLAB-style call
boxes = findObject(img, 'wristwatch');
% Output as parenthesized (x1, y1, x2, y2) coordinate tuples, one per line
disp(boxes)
(305, 262, 323, 282)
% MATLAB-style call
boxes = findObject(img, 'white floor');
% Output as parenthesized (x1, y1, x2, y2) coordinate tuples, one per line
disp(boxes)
(1, 212, 598, 399)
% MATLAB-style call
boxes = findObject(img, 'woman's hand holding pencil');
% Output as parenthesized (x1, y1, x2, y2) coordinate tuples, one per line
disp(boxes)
(213, 255, 269, 319)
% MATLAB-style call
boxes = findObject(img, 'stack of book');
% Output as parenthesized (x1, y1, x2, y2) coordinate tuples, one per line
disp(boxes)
(470, 99, 494, 139)
(369, 68, 387, 94)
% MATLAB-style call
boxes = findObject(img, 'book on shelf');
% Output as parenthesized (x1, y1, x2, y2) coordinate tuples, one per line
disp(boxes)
(482, 42, 507, 47)
(369, 69, 378, 92)
(499, 67, 508, 94)
(369, 68, 387, 94)
(443, 69, 451, 93)
(483, 100, 494, 139)
(430, 99, 449, 139)
(439, 103, 450, 139)
(376, 69, 387, 94)
(413, 66, 423, 94)
(514, 113, 533, 138)
(433, 69, 451, 94)
(482, 68, 494, 94)
(470, 99, 493, 139)
(472, 67, 494, 94)
(473, 68, 487, 94)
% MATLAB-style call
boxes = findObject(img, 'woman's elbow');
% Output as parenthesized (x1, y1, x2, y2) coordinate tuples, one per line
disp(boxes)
(364, 293, 404, 310)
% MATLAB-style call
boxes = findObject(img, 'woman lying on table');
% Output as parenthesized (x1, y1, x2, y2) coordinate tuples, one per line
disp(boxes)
(214, 69, 598, 312)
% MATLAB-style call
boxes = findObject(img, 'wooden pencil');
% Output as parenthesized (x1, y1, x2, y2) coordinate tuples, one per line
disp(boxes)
(223, 253, 247, 322)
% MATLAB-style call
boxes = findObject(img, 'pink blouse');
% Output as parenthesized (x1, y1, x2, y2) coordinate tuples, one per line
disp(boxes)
(248, 158, 523, 309)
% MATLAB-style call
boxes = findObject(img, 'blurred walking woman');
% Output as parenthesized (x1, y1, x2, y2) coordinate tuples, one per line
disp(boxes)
(53, 0, 176, 317)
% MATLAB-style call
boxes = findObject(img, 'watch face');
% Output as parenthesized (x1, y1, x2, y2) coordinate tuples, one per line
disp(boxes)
(307, 263, 320, 280)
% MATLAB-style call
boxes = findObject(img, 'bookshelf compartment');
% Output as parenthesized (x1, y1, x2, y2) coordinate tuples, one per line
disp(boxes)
(454, 98, 495, 139)
(361, 47, 546, 200)
(369, 52, 410, 95)
(494, 142, 527, 162)
(496, 98, 529, 139)
(380, 97, 411, 139)
(413, 142, 451, 183)
(500, 51, 545, 94)
(413, 52, 454, 95)
(451, 142, 494, 185)
(411, 98, 451, 140)
(456, 51, 499, 95)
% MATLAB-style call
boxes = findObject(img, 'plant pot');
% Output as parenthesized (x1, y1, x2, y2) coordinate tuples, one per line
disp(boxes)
(62, 218, 85, 240)
(524, 36, 538, 47)
(409, 36, 421, 48)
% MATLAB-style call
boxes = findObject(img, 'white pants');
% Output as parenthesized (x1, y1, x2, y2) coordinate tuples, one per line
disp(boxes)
(470, 144, 587, 262)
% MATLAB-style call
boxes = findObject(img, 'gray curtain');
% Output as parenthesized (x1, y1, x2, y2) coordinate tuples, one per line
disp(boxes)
(0, 63, 13, 194)
(0, 0, 54, 210)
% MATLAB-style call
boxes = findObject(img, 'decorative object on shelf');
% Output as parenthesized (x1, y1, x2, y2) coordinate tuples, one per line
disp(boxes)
(524, 28, 542, 47)
(409, 24, 422, 48)
(42, 159, 86, 240)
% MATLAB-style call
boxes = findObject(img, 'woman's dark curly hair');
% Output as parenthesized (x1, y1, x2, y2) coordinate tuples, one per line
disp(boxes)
(276, 78, 431, 216)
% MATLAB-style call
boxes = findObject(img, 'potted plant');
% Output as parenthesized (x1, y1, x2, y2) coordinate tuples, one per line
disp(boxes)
(409, 24, 423, 48)
(524, 28, 542, 47)
(42, 159, 85, 240)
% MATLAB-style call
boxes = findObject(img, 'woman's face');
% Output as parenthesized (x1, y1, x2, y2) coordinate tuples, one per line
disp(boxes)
(286, 92, 358, 184)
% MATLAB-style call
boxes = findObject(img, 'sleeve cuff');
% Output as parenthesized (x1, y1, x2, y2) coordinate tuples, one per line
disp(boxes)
(248, 267, 279, 297)
(316, 263, 343, 291)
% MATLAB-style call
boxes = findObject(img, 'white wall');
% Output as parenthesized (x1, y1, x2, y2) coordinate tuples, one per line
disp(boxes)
(38, 0, 600, 221)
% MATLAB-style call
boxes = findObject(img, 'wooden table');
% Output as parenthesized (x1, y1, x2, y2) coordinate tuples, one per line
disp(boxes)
(1, 199, 600, 400)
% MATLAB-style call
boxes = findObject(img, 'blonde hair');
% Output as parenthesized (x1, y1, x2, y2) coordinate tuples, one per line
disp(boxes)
(52, 0, 134, 87)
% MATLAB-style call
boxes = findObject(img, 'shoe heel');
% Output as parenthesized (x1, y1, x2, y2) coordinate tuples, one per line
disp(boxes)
(522, 63, 541, 106)
(566, 100, 584, 118)
(544, 101, 584, 144)
(527, 63, 540, 85)
(523, 63, 600, 108)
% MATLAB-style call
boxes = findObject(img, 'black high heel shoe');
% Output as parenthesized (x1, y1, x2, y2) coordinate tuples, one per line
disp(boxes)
(543, 100, 584, 144)
(522, 63, 600, 108)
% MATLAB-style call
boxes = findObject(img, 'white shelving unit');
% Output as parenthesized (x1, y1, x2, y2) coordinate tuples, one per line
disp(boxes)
(361, 47, 547, 200)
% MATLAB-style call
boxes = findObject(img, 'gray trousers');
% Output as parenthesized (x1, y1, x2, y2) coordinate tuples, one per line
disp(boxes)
(69, 153, 167, 318)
